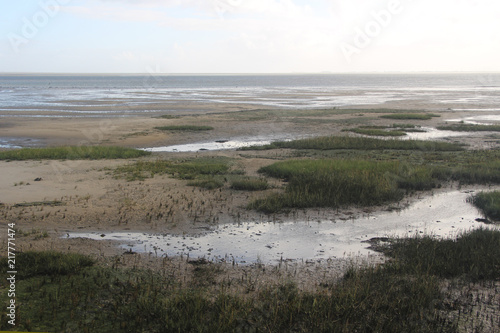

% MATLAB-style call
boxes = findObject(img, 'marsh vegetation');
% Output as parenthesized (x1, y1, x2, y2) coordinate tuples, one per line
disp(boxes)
(2, 228, 499, 332)
(0, 146, 150, 161)
(155, 125, 214, 131)
(468, 191, 500, 221)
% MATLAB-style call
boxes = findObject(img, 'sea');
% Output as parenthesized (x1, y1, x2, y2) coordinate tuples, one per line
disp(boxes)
(1, 73, 499, 118)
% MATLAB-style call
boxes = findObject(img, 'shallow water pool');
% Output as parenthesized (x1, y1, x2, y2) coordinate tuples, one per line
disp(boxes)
(66, 189, 498, 265)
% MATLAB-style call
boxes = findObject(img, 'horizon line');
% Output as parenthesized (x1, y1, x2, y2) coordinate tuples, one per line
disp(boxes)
(1, 71, 500, 76)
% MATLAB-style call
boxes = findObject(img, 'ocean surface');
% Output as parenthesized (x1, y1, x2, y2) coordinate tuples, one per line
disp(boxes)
(1, 73, 499, 117)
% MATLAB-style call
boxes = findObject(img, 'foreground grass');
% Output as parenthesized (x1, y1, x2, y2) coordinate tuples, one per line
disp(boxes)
(467, 191, 500, 221)
(0, 146, 150, 161)
(2, 229, 499, 332)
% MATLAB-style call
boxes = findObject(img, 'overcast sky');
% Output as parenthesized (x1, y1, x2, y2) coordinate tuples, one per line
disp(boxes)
(1, 0, 499, 73)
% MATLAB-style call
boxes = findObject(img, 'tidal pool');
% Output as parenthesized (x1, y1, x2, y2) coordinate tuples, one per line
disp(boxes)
(141, 134, 300, 153)
(142, 138, 274, 153)
(66, 189, 499, 265)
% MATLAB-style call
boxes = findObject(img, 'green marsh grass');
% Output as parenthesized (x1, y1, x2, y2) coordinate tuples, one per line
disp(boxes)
(240, 135, 464, 151)
(0, 146, 150, 161)
(155, 125, 214, 131)
(187, 177, 225, 190)
(380, 113, 440, 120)
(382, 228, 500, 281)
(230, 177, 269, 191)
(113, 157, 231, 181)
(437, 124, 500, 132)
(467, 191, 500, 221)
(250, 151, 500, 213)
(250, 159, 439, 213)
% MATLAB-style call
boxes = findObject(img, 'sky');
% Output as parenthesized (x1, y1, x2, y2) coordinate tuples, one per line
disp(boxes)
(0, 0, 499, 73)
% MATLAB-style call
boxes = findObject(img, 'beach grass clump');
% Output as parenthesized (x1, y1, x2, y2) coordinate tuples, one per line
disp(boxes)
(249, 159, 441, 213)
(0, 146, 150, 161)
(155, 125, 214, 131)
(380, 113, 439, 120)
(467, 191, 500, 221)
(382, 228, 500, 281)
(240, 135, 463, 151)
(230, 177, 269, 191)
(437, 124, 500, 132)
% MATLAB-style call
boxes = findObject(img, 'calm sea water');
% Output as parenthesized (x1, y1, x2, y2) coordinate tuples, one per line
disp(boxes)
(0, 73, 499, 117)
